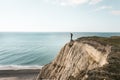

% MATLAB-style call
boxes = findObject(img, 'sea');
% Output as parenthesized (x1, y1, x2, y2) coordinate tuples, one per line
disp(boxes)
(0, 32, 119, 70)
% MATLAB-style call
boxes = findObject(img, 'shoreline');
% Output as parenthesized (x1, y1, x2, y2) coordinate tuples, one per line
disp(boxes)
(0, 69, 40, 80)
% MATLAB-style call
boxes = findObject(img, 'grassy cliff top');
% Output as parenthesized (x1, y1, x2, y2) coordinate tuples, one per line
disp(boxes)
(77, 36, 120, 48)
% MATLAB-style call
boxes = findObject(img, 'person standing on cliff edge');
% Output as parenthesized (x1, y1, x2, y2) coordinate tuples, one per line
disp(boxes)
(69, 33, 74, 47)
(70, 33, 73, 41)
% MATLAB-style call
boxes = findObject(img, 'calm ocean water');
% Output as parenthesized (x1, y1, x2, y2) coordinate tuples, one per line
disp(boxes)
(0, 32, 119, 69)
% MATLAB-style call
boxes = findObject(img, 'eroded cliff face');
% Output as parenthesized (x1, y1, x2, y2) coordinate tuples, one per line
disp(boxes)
(37, 37, 120, 80)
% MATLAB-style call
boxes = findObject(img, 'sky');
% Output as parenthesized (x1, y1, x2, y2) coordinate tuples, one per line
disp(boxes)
(0, 0, 120, 32)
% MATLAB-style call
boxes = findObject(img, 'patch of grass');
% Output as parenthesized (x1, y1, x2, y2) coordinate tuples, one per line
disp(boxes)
(77, 36, 120, 48)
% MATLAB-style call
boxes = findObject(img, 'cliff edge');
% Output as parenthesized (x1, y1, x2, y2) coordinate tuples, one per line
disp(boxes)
(36, 36, 120, 80)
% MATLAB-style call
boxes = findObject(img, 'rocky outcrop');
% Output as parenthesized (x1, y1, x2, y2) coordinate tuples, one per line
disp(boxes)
(36, 36, 120, 80)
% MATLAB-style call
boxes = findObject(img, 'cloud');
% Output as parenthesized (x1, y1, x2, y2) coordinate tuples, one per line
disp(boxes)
(89, 0, 102, 5)
(95, 6, 112, 11)
(111, 10, 120, 15)
(69, 0, 89, 5)
(48, 0, 103, 6)
(56, 0, 88, 6)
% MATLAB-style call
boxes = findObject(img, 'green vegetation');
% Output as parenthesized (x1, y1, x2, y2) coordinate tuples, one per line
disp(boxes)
(77, 36, 120, 47)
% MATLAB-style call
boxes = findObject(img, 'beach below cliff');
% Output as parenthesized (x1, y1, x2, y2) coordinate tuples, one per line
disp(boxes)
(0, 67, 40, 80)
(0, 69, 40, 80)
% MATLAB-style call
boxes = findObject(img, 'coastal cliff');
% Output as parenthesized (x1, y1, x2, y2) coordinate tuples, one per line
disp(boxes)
(36, 36, 120, 80)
